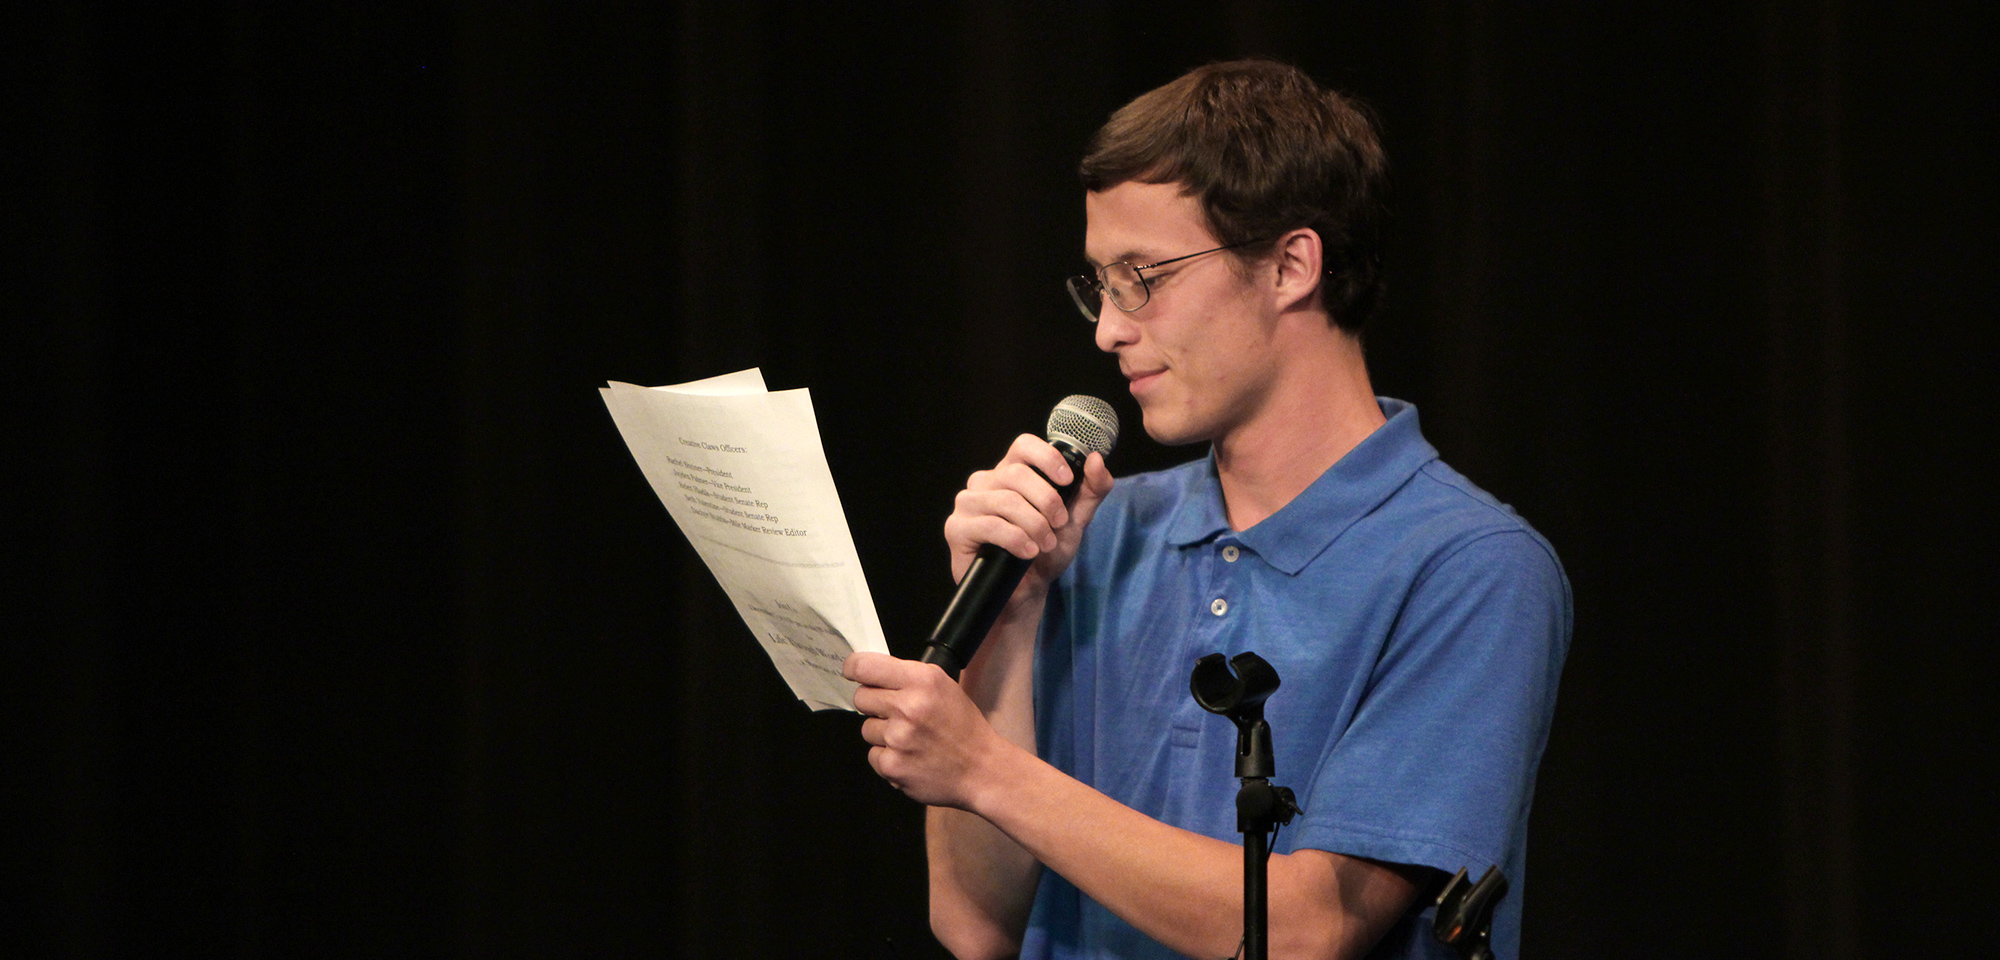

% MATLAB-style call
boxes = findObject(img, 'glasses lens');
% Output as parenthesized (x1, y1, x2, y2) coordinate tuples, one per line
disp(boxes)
(1065, 275, 1104, 321)
(1102, 262, 1147, 313)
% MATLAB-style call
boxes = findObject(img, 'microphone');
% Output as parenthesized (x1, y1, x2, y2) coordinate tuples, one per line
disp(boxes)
(919, 396, 1119, 680)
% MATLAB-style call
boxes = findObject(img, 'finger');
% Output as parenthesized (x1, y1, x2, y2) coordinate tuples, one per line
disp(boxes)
(859, 717, 888, 747)
(851, 684, 890, 718)
(995, 461, 1070, 530)
(964, 461, 1069, 533)
(955, 483, 1060, 536)
(1066, 452, 1117, 530)
(843, 650, 910, 688)
(1083, 450, 1114, 494)
(948, 512, 1049, 564)
(948, 490, 1057, 558)
(842, 650, 870, 682)
(1001, 433, 1074, 487)
(867, 745, 894, 781)
(987, 470, 1068, 542)
(961, 466, 1001, 493)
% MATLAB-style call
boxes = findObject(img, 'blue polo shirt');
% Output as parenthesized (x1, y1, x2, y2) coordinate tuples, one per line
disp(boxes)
(1022, 398, 1571, 960)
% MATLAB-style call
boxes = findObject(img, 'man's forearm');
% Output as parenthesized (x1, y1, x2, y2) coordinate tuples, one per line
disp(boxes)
(926, 599, 1046, 958)
(927, 806, 1040, 960)
(963, 748, 1417, 960)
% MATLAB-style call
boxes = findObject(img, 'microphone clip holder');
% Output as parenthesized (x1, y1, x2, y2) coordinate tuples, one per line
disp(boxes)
(1432, 865, 1508, 960)
(1191, 651, 1300, 960)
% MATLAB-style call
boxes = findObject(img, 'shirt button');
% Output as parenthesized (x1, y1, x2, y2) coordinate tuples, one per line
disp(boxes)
(1222, 545, 1240, 562)
(1210, 598, 1229, 616)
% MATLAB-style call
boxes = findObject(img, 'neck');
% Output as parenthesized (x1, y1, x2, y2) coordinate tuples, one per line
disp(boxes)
(1214, 325, 1384, 531)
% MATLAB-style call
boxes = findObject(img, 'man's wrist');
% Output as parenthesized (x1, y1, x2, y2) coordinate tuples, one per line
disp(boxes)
(957, 732, 1039, 820)
(998, 578, 1051, 628)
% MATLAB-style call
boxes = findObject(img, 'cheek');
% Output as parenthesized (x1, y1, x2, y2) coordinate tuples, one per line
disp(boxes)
(1183, 324, 1259, 383)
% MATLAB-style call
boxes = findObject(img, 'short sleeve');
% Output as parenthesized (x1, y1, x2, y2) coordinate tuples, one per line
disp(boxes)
(1286, 528, 1572, 876)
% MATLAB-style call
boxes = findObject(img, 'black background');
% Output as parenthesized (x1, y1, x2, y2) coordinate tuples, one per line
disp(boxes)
(9, 2, 1996, 958)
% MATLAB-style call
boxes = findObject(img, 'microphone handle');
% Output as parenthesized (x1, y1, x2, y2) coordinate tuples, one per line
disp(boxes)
(919, 545, 1032, 680)
(919, 446, 1087, 680)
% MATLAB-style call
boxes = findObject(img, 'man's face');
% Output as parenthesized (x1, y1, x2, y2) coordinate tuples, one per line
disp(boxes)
(1084, 181, 1282, 447)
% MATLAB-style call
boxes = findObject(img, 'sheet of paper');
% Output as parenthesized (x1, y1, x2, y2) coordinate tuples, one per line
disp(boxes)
(600, 369, 888, 712)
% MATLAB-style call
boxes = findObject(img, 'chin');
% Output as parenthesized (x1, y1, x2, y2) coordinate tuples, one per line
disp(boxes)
(1138, 409, 1209, 448)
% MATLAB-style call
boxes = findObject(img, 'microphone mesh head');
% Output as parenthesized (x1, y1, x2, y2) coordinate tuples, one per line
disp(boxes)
(1047, 395, 1120, 457)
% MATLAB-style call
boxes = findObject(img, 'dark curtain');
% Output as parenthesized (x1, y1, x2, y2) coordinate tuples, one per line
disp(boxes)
(9, 2, 1994, 958)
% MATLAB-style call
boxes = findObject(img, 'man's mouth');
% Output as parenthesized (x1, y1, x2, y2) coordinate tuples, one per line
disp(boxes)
(1124, 367, 1165, 394)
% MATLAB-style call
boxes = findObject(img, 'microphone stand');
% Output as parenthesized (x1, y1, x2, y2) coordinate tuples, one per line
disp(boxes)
(1191, 652, 1299, 960)
(1432, 865, 1508, 960)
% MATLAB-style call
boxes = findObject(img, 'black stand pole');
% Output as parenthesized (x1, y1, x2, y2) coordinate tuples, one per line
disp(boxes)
(1192, 653, 1299, 960)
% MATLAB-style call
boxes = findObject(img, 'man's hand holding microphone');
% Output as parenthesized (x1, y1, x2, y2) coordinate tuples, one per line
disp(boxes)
(843, 397, 1118, 808)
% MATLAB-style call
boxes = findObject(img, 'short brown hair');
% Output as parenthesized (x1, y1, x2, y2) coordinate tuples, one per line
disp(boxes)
(1080, 59, 1389, 331)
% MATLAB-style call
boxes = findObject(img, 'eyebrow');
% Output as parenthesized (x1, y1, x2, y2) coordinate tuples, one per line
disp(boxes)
(1084, 248, 1151, 270)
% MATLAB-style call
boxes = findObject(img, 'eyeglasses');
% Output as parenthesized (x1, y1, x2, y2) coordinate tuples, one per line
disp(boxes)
(1064, 239, 1267, 322)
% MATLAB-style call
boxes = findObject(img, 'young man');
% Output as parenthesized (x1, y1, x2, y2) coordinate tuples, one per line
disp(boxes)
(845, 60, 1570, 960)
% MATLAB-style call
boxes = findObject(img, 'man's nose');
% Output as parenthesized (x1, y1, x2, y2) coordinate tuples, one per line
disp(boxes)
(1093, 303, 1138, 353)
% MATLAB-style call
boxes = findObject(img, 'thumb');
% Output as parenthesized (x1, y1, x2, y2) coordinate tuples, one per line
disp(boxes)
(1065, 452, 1116, 530)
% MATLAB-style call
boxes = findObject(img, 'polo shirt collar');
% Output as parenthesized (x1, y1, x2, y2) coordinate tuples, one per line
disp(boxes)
(1161, 398, 1440, 575)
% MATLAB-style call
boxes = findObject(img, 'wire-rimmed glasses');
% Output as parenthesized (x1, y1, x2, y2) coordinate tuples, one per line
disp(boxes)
(1063, 239, 1268, 322)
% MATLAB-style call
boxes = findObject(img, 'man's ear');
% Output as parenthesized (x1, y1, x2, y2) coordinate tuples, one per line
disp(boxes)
(1270, 227, 1325, 313)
